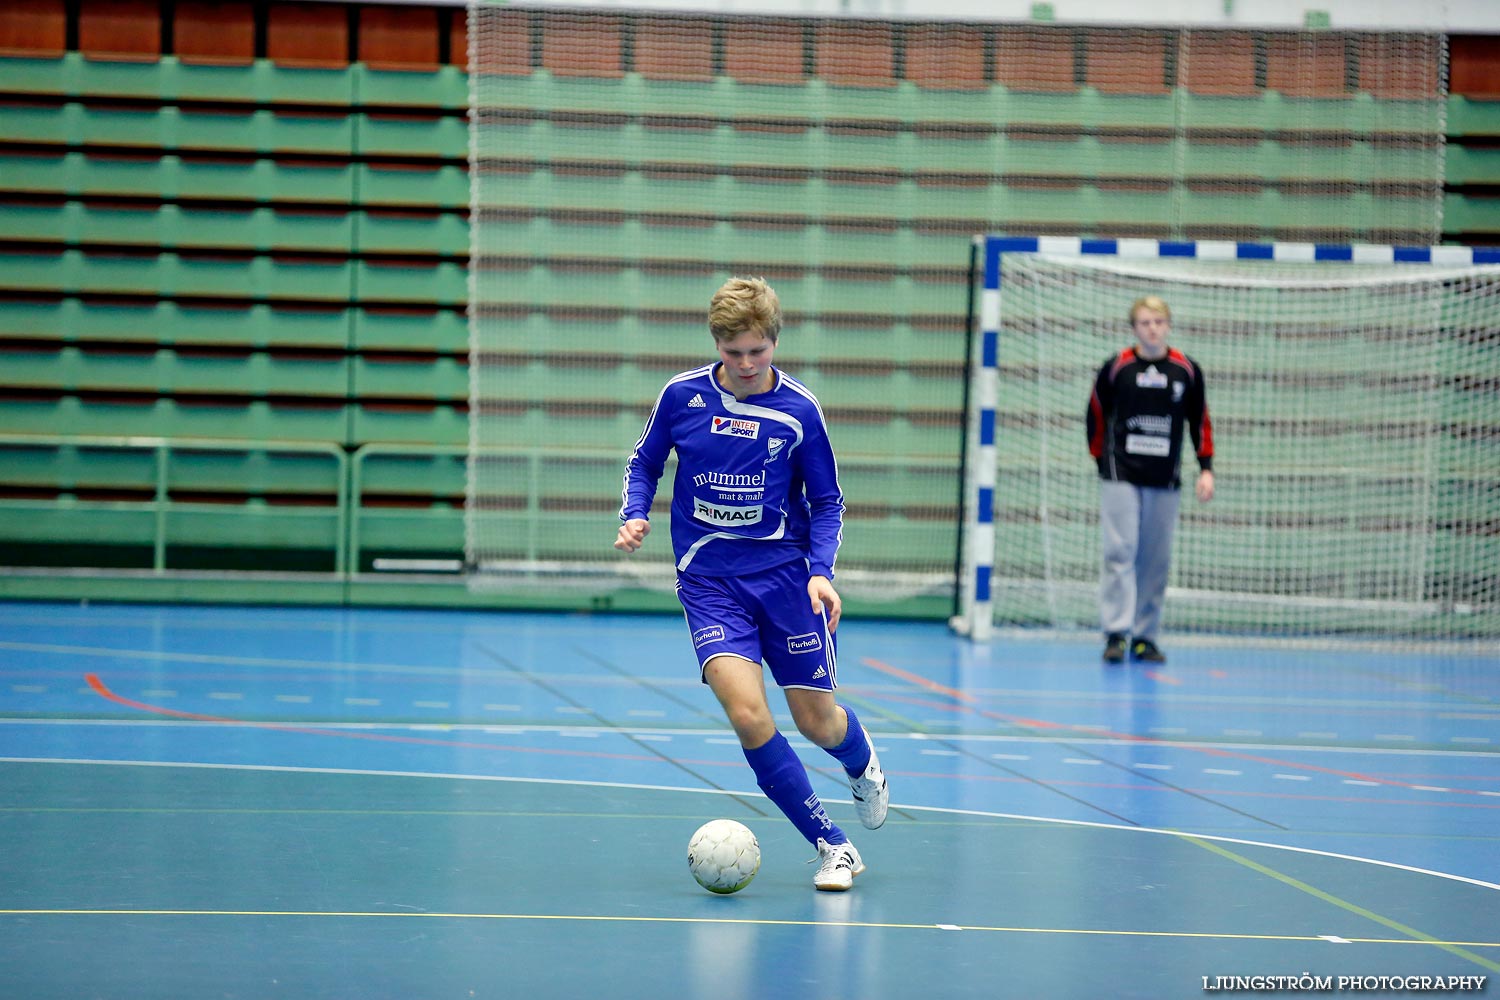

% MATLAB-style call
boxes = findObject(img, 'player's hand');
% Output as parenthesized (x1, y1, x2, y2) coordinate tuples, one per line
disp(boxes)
(1196, 470, 1215, 503)
(808, 575, 842, 633)
(614, 518, 650, 553)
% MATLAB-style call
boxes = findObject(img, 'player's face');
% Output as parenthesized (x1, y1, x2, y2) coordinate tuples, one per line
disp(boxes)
(715, 328, 777, 398)
(1131, 307, 1170, 358)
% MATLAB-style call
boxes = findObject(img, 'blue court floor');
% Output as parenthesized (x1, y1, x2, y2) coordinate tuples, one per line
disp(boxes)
(0, 601, 1496, 999)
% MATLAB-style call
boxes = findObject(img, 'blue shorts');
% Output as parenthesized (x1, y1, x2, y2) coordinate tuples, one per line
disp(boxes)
(675, 559, 837, 692)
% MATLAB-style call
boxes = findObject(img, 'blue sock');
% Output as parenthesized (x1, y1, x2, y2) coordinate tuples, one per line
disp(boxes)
(823, 706, 872, 778)
(743, 731, 846, 846)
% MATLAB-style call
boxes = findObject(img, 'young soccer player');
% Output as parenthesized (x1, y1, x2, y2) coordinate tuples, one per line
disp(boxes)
(615, 276, 888, 891)
(1086, 295, 1215, 664)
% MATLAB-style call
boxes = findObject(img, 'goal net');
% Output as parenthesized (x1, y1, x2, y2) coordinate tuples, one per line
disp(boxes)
(462, 4, 1449, 610)
(960, 237, 1500, 646)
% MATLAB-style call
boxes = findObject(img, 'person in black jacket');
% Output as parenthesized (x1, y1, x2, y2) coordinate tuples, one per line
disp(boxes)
(1085, 295, 1215, 664)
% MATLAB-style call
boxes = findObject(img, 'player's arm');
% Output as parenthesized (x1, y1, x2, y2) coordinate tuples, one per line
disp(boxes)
(1187, 362, 1215, 502)
(807, 574, 842, 632)
(1086, 362, 1111, 467)
(615, 518, 651, 553)
(798, 416, 845, 580)
(615, 387, 674, 552)
(799, 410, 846, 629)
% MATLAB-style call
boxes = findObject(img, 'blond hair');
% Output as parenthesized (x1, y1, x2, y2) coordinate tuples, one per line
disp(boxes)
(709, 277, 782, 343)
(1129, 295, 1171, 324)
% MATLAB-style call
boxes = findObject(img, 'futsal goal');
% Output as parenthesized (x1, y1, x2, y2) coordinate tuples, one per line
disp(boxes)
(957, 235, 1500, 646)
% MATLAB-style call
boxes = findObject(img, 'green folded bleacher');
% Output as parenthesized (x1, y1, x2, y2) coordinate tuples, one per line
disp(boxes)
(0, 4, 1495, 609)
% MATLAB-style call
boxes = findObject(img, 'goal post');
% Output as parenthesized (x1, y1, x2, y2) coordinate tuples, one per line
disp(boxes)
(958, 235, 1500, 646)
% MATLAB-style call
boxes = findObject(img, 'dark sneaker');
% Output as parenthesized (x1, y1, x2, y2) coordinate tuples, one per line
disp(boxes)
(1102, 633, 1126, 663)
(1130, 638, 1166, 663)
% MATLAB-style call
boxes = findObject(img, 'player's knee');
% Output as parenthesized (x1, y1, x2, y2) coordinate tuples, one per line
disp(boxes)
(724, 702, 775, 742)
(790, 704, 841, 746)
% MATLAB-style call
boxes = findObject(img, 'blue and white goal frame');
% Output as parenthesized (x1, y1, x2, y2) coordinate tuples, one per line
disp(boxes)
(956, 234, 1500, 642)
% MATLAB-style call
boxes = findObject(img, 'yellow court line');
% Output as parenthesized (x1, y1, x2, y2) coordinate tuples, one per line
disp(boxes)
(1181, 834, 1500, 973)
(2, 909, 1498, 948)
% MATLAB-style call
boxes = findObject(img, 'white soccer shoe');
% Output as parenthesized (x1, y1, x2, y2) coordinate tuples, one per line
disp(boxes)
(812, 838, 865, 891)
(848, 727, 889, 830)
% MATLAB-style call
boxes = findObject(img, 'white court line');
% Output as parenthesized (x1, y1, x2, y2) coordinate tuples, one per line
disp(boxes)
(4, 756, 1497, 894)
(6, 718, 1500, 759)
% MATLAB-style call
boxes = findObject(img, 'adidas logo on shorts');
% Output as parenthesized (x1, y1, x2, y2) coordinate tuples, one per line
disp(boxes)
(811, 665, 827, 679)
(687, 393, 705, 408)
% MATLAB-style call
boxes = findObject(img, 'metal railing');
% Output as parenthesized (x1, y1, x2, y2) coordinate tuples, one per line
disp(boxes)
(2, 435, 964, 591)
(0, 433, 349, 574)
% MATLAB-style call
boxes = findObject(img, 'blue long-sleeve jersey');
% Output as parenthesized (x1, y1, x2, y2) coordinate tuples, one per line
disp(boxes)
(619, 363, 845, 578)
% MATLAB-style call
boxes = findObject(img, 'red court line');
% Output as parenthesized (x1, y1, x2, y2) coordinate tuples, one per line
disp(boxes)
(82, 673, 718, 768)
(859, 658, 1494, 799)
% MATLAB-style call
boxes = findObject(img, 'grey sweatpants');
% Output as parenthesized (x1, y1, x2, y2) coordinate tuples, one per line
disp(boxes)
(1099, 480, 1181, 641)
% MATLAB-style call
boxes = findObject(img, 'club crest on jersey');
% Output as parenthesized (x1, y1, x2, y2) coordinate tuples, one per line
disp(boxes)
(765, 437, 786, 464)
(1172, 381, 1185, 402)
(711, 416, 760, 439)
(1136, 366, 1169, 389)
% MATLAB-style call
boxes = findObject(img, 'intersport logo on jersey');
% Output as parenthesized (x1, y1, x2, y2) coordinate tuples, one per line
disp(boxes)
(711, 416, 760, 439)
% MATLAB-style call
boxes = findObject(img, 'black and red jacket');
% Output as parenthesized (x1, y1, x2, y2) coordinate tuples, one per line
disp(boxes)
(1086, 346, 1214, 489)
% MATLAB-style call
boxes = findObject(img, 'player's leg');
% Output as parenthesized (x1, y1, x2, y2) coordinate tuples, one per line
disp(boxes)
(679, 570, 856, 889)
(785, 688, 887, 831)
(751, 561, 885, 888)
(704, 654, 854, 887)
(1099, 480, 1140, 659)
(1129, 486, 1179, 662)
(762, 689, 870, 892)
(703, 652, 776, 745)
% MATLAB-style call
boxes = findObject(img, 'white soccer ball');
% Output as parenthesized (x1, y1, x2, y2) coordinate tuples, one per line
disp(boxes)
(687, 819, 761, 894)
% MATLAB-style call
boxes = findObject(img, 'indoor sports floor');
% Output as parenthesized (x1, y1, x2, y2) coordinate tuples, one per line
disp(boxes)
(0, 600, 1496, 999)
